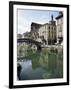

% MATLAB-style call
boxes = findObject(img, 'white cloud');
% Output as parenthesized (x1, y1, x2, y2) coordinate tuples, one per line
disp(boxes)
(18, 24, 30, 34)
(18, 13, 31, 34)
(17, 9, 59, 34)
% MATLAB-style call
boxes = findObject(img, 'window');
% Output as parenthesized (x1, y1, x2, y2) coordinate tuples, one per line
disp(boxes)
(49, 26, 50, 29)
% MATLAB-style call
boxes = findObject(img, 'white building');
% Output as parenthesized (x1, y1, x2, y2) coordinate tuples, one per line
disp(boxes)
(56, 12, 63, 44)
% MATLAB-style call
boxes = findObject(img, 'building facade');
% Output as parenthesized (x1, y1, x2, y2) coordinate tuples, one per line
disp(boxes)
(20, 13, 63, 46)
(48, 15, 57, 45)
(38, 23, 48, 45)
(56, 12, 63, 44)
(38, 15, 57, 45)
(31, 22, 42, 40)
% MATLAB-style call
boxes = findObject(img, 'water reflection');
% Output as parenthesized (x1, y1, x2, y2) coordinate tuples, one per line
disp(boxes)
(17, 49, 63, 80)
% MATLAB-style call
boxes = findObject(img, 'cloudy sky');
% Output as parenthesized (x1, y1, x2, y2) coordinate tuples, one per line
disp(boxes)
(17, 9, 59, 34)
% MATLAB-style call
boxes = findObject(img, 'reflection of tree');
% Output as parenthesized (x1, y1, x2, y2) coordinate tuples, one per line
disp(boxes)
(18, 46, 63, 79)
(39, 52, 48, 70)
(19, 46, 23, 56)
(32, 57, 40, 69)
(32, 50, 48, 70)
(47, 52, 63, 78)
(48, 53, 57, 73)
(56, 52, 63, 78)
(29, 51, 40, 69)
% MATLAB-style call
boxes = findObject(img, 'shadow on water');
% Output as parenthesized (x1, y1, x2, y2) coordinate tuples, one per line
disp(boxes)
(17, 63, 22, 80)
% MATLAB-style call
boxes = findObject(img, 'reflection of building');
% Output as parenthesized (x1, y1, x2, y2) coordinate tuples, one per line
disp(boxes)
(56, 12, 63, 44)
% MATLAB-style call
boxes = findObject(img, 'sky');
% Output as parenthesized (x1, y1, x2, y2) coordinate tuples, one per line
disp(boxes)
(17, 9, 60, 34)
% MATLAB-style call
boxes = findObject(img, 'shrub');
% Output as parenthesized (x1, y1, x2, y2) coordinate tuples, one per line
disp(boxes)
(54, 48, 58, 53)
(50, 47, 58, 53)
(50, 47, 54, 52)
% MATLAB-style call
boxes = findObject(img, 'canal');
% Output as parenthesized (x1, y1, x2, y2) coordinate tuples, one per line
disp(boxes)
(17, 48, 63, 80)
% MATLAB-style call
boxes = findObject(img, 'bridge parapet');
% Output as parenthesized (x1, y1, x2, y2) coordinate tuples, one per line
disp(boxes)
(17, 38, 42, 51)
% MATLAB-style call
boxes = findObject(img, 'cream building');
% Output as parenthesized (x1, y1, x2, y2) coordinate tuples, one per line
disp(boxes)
(38, 23, 48, 45)
(38, 15, 56, 45)
(56, 12, 63, 44)
(48, 15, 56, 45)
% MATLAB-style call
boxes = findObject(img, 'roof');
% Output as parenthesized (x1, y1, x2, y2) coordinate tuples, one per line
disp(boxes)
(56, 14, 63, 19)
(31, 22, 42, 26)
(43, 23, 48, 25)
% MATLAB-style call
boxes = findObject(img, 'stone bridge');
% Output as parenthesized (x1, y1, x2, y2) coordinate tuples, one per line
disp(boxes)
(17, 38, 42, 51)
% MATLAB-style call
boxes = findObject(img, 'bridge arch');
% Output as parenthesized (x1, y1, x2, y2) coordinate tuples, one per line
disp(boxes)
(17, 38, 42, 51)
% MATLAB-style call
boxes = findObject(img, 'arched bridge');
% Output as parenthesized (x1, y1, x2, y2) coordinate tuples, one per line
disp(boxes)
(17, 38, 42, 51)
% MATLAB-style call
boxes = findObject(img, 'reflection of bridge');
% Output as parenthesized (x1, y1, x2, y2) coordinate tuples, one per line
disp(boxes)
(17, 38, 42, 51)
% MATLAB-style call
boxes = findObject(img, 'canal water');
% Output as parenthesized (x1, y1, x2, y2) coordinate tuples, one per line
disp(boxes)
(17, 51, 63, 80)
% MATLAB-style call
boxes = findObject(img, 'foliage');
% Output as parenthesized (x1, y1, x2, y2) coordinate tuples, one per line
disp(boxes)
(50, 47, 58, 53)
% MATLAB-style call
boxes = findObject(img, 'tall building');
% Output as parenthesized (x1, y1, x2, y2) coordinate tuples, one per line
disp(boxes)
(56, 12, 63, 44)
(38, 23, 48, 44)
(38, 15, 56, 45)
(48, 15, 57, 45)
(31, 22, 42, 40)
